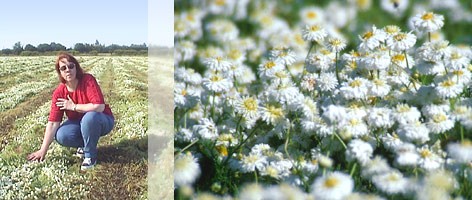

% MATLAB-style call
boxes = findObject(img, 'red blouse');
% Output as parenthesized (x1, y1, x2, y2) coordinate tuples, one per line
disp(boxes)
(49, 73, 113, 122)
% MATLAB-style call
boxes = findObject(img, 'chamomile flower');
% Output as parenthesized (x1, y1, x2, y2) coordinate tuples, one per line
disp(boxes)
(445, 48, 471, 70)
(416, 40, 451, 62)
(394, 143, 420, 167)
(411, 12, 445, 33)
(366, 107, 395, 129)
(175, 40, 196, 62)
(383, 25, 402, 36)
(447, 140, 472, 163)
(300, 73, 317, 92)
(300, 6, 325, 25)
(346, 139, 374, 165)
(339, 77, 369, 100)
(302, 24, 328, 43)
(386, 32, 417, 52)
(325, 37, 347, 52)
(193, 118, 218, 140)
(358, 25, 387, 52)
(381, 133, 404, 151)
(361, 156, 392, 179)
(339, 115, 369, 138)
(263, 183, 307, 200)
(380, 0, 409, 18)
(359, 52, 391, 71)
(176, 128, 195, 143)
(204, 56, 232, 72)
(271, 47, 297, 66)
(396, 121, 430, 144)
(390, 52, 415, 69)
(311, 172, 354, 200)
(393, 104, 421, 125)
(415, 60, 445, 75)
(307, 52, 333, 72)
(260, 103, 286, 126)
(368, 78, 391, 97)
(174, 152, 201, 187)
(322, 104, 347, 125)
(235, 96, 260, 120)
(205, 19, 239, 42)
(174, 83, 200, 109)
(202, 73, 233, 93)
(426, 112, 454, 134)
(416, 146, 444, 171)
(240, 153, 268, 173)
(434, 78, 463, 99)
(316, 72, 339, 92)
(372, 170, 410, 194)
(258, 59, 285, 80)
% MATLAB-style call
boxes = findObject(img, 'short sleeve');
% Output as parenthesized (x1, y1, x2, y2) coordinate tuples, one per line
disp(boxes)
(84, 75, 105, 104)
(48, 87, 64, 122)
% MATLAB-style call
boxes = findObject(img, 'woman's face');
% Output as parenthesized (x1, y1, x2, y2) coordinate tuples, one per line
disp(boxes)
(59, 58, 77, 82)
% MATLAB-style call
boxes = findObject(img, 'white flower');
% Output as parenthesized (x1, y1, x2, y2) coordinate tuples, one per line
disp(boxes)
(393, 104, 421, 125)
(176, 128, 195, 143)
(235, 96, 260, 120)
(416, 146, 444, 171)
(339, 116, 369, 138)
(339, 78, 369, 100)
(366, 107, 394, 129)
(358, 25, 387, 52)
(193, 118, 218, 140)
(396, 121, 430, 144)
(372, 170, 409, 194)
(263, 183, 307, 200)
(311, 172, 354, 200)
(415, 60, 445, 75)
(202, 73, 233, 93)
(386, 32, 416, 52)
(300, 6, 325, 25)
(270, 47, 296, 66)
(346, 139, 374, 165)
(434, 78, 463, 99)
(425, 112, 454, 134)
(258, 59, 285, 80)
(361, 156, 391, 179)
(322, 104, 347, 125)
(204, 56, 232, 72)
(390, 53, 414, 69)
(307, 52, 333, 72)
(411, 11, 444, 32)
(302, 24, 327, 43)
(260, 103, 286, 126)
(381, 0, 409, 18)
(298, 96, 319, 120)
(447, 140, 472, 163)
(368, 78, 391, 97)
(381, 133, 404, 151)
(174, 83, 200, 109)
(445, 48, 471, 70)
(300, 73, 317, 92)
(174, 152, 201, 187)
(359, 52, 390, 71)
(325, 37, 347, 52)
(205, 19, 239, 42)
(394, 143, 420, 167)
(316, 72, 338, 92)
(240, 153, 268, 173)
(416, 40, 450, 62)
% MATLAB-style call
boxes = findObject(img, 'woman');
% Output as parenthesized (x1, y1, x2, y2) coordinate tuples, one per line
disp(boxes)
(27, 52, 114, 170)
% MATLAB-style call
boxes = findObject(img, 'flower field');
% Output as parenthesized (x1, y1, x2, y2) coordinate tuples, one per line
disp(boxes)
(174, 0, 472, 199)
(0, 56, 148, 199)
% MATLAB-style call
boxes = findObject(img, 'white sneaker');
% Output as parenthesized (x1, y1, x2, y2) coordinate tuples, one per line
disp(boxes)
(75, 147, 84, 159)
(81, 157, 97, 170)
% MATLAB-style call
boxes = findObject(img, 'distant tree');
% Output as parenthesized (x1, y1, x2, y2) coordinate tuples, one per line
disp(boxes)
(12, 42, 23, 55)
(50, 42, 66, 51)
(24, 44, 37, 51)
(74, 43, 87, 53)
(37, 43, 52, 52)
(1, 48, 13, 55)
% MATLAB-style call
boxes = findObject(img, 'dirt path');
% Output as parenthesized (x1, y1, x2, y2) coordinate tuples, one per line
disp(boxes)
(85, 58, 148, 199)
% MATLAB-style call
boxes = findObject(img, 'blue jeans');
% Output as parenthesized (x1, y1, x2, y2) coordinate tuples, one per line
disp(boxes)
(55, 112, 114, 158)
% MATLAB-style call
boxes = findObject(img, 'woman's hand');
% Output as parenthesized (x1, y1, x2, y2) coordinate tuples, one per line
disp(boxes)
(56, 95, 76, 111)
(27, 149, 47, 161)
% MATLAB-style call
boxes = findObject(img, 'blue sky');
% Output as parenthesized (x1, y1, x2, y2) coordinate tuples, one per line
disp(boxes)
(0, 0, 173, 49)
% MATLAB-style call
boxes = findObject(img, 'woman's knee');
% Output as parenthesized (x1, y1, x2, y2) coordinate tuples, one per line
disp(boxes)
(81, 112, 102, 125)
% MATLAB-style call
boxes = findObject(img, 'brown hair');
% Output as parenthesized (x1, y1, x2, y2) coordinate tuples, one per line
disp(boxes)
(55, 52, 84, 83)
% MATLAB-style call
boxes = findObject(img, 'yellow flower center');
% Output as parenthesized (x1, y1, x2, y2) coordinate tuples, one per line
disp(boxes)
(350, 119, 360, 126)
(452, 70, 464, 76)
(215, 0, 226, 6)
(363, 31, 374, 39)
(349, 79, 362, 87)
(462, 140, 472, 147)
(440, 79, 455, 87)
(320, 49, 331, 55)
(324, 177, 339, 188)
(210, 75, 222, 82)
(229, 49, 241, 60)
(243, 98, 258, 111)
(310, 25, 321, 31)
(385, 25, 400, 35)
(373, 79, 384, 86)
(394, 33, 407, 41)
(450, 52, 461, 60)
(420, 149, 432, 158)
(397, 104, 410, 112)
(267, 105, 284, 118)
(181, 89, 187, 96)
(307, 11, 317, 19)
(392, 54, 405, 62)
(421, 12, 434, 20)
(387, 173, 400, 181)
(330, 39, 342, 46)
(265, 61, 276, 69)
(347, 61, 357, 70)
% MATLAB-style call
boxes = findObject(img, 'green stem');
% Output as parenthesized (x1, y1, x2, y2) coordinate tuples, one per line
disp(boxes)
(254, 171, 258, 184)
(177, 139, 200, 155)
(211, 91, 216, 120)
(350, 162, 357, 176)
(335, 51, 341, 85)
(284, 124, 293, 161)
(334, 132, 347, 150)
(428, 32, 431, 42)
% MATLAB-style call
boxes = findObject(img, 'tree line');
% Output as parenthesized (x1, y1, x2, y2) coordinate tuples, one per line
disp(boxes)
(1, 40, 148, 56)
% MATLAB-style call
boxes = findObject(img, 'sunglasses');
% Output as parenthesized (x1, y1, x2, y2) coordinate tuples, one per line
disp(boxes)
(59, 63, 75, 71)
